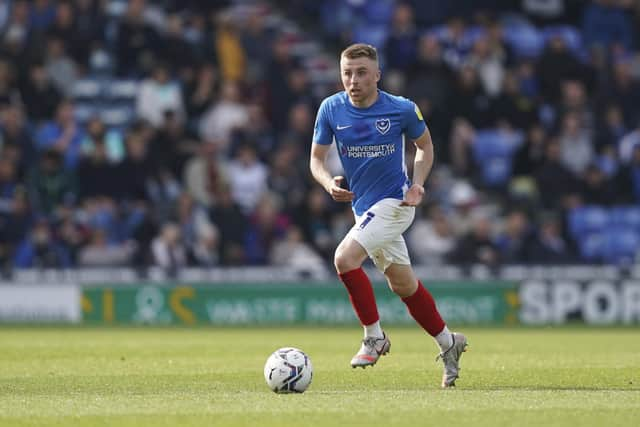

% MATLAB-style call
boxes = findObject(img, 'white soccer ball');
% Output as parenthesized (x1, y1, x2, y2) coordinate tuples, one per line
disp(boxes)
(263, 347, 313, 393)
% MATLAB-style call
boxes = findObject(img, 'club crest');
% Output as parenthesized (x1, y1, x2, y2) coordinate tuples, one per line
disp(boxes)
(375, 118, 391, 135)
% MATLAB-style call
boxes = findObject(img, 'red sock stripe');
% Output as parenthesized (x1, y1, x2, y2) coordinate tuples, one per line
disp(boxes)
(338, 268, 380, 326)
(401, 281, 446, 336)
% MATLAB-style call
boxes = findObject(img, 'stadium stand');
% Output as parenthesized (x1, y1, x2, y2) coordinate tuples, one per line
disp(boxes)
(0, 0, 639, 274)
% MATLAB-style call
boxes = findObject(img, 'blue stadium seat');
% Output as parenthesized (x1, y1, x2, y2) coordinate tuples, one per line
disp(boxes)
(568, 206, 610, 237)
(472, 129, 524, 186)
(363, 0, 395, 26)
(609, 206, 640, 231)
(74, 103, 98, 123)
(352, 25, 389, 51)
(602, 228, 640, 264)
(99, 105, 135, 127)
(503, 24, 544, 58)
(104, 79, 139, 104)
(71, 78, 102, 101)
(578, 232, 606, 261)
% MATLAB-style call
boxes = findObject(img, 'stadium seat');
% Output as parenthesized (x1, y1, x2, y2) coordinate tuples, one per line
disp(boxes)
(502, 22, 544, 58)
(363, 0, 395, 26)
(99, 106, 135, 127)
(71, 79, 102, 101)
(602, 228, 640, 264)
(578, 232, 606, 262)
(472, 128, 524, 186)
(609, 206, 640, 231)
(74, 103, 98, 123)
(104, 79, 139, 103)
(352, 25, 389, 51)
(568, 206, 610, 238)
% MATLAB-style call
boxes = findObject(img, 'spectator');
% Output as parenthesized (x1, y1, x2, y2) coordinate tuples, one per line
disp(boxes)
(78, 228, 136, 267)
(44, 35, 77, 96)
(558, 112, 594, 177)
(384, 3, 418, 73)
(36, 100, 84, 170)
(160, 14, 196, 75)
(243, 192, 289, 265)
(115, 0, 160, 76)
(408, 204, 456, 265)
(199, 81, 249, 151)
(183, 63, 218, 121)
(213, 12, 246, 82)
(81, 116, 125, 164)
(466, 34, 506, 98)
(116, 130, 154, 202)
(294, 187, 335, 262)
(270, 225, 325, 270)
(0, 60, 19, 105)
(183, 140, 228, 208)
(76, 137, 118, 201)
(595, 104, 627, 151)
(226, 143, 268, 215)
(210, 184, 247, 265)
(527, 213, 574, 264)
(149, 110, 198, 178)
(151, 222, 187, 270)
(174, 192, 219, 266)
(449, 65, 492, 128)
(582, 0, 633, 50)
(494, 209, 532, 263)
(448, 211, 500, 266)
(490, 71, 538, 129)
(268, 143, 307, 213)
(536, 34, 587, 102)
(26, 149, 76, 216)
(579, 163, 616, 205)
(534, 138, 580, 209)
(0, 105, 37, 178)
(615, 144, 640, 203)
(135, 64, 185, 127)
(512, 123, 547, 177)
(19, 63, 62, 123)
(13, 218, 71, 268)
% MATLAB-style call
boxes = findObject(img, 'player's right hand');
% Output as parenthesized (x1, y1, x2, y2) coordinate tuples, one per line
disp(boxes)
(328, 176, 354, 202)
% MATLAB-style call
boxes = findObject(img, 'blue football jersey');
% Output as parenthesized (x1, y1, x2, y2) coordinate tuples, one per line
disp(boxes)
(313, 90, 427, 216)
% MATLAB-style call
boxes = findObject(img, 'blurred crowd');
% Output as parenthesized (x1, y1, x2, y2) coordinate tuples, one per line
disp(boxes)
(1, 0, 640, 273)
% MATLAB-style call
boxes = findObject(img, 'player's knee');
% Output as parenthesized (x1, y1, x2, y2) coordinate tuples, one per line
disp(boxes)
(388, 279, 417, 298)
(334, 250, 358, 274)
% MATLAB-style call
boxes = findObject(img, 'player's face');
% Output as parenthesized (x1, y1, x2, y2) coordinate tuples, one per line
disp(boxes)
(340, 56, 380, 107)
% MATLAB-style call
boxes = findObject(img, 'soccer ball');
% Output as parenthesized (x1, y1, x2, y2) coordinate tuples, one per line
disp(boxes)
(263, 347, 313, 393)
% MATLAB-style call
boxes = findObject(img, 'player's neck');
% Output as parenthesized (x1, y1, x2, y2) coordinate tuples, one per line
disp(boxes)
(348, 89, 379, 109)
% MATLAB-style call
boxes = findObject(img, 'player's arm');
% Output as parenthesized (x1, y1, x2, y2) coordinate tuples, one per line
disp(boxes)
(310, 142, 354, 202)
(401, 127, 434, 206)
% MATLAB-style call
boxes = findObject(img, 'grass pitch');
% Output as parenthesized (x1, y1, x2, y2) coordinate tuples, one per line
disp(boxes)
(0, 327, 639, 427)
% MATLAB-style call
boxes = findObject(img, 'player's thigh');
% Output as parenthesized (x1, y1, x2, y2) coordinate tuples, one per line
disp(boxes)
(334, 234, 369, 272)
(370, 233, 411, 274)
(348, 198, 415, 256)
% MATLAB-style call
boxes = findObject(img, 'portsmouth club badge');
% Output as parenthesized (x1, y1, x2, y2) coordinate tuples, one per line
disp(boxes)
(375, 118, 390, 135)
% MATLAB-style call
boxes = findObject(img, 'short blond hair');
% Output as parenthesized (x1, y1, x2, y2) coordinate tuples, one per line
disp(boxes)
(341, 43, 378, 62)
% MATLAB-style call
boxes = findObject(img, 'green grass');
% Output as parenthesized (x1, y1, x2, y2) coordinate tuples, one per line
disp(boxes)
(0, 327, 639, 427)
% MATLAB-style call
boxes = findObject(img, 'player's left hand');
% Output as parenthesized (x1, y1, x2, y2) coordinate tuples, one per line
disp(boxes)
(400, 184, 425, 206)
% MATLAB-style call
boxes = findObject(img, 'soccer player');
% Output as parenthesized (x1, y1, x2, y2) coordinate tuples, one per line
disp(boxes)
(309, 43, 467, 388)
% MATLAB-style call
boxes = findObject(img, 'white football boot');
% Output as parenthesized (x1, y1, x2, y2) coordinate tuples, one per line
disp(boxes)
(436, 332, 468, 388)
(350, 333, 391, 368)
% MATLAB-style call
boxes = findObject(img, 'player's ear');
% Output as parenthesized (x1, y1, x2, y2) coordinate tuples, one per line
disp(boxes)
(375, 68, 381, 83)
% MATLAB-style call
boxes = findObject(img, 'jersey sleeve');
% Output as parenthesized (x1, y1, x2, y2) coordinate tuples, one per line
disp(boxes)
(312, 98, 333, 145)
(404, 101, 427, 140)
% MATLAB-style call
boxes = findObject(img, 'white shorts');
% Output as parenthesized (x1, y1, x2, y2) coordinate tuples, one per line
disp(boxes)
(347, 198, 416, 272)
